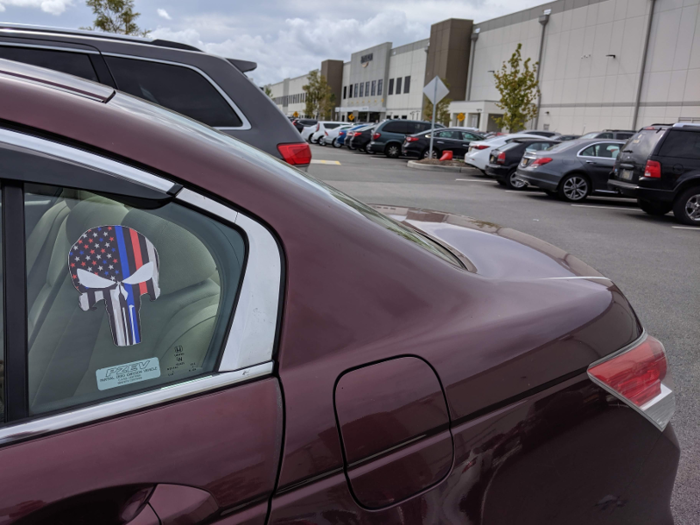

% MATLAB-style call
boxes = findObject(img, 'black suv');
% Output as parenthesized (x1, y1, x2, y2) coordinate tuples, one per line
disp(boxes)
(609, 124, 700, 224)
(367, 120, 442, 158)
(0, 23, 309, 167)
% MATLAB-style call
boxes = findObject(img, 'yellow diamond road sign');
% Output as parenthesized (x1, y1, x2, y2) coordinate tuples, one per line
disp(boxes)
(292, 111, 299, 118)
(348, 114, 355, 121)
(457, 113, 465, 121)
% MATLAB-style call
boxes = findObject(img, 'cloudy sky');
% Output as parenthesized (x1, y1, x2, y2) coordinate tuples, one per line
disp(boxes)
(0, 0, 549, 85)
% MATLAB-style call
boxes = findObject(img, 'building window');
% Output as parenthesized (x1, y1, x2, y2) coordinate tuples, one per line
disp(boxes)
(349, 84, 353, 98)
(365, 81, 370, 97)
(388, 78, 394, 95)
(377, 79, 383, 96)
(343, 86, 347, 99)
(404, 76, 411, 93)
(371, 80, 376, 96)
(396, 77, 402, 94)
(354, 83, 359, 98)
(359, 82, 364, 97)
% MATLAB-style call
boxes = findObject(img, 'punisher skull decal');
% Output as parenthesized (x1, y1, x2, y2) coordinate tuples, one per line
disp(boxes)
(69, 225, 160, 347)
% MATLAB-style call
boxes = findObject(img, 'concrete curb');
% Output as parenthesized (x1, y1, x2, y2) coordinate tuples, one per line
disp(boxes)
(406, 160, 477, 173)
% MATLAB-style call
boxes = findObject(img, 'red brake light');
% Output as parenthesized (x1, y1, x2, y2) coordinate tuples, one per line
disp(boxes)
(316, 124, 320, 131)
(531, 157, 553, 167)
(588, 335, 674, 430)
(474, 144, 489, 150)
(643, 160, 661, 178)
(406, 137, 419, 142)
(277, 143, 312, 166)
(372, 132, 381, 140)
(497, 151, 506, 164)
(325, 131, 329, 136)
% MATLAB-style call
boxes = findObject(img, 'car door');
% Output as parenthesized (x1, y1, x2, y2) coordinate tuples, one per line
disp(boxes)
(0, 129, 284, 524)
(433, 130, 462, 155)
(579, 142, 622, 191)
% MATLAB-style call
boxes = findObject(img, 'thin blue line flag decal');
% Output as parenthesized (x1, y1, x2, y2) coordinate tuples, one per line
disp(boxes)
(69, 225, 161, 347)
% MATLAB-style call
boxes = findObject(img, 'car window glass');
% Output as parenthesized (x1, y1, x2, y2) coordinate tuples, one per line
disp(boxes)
(462, 133, 480, 140)
(325, 124, 341, 129)
(580, 132, 598, 139)
(599, 133, 613, 139)
(658, 130, 700, 159)
(417, 123, 431, 132)
(602, 144, 620, 158)
(616, 133, 633, 140)
(0, 46, 98, 82)
(580, 145, 596, 157)
(383, 121, 403, 133)
(24, 185, 246, 415)
(105, 57, 243, 128)
(436, 131, 458, 139)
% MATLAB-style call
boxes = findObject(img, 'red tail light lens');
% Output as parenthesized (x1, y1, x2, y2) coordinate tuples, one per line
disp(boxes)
(372, 132, 381, 140)
(316, 124, 320, 131)
(325, 131, 329, 136)
(497, 152, 506, 164)
(406, 137, 419, 142)
(474, 144, 489, 150)
(588, 335, 674, 430)
(643, 160, 661, 178)
(531, 157, 553, 167)
(277, 143, 312, 166)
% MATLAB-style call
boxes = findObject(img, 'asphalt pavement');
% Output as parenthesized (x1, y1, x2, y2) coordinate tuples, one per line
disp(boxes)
(308, 143, 700, 524)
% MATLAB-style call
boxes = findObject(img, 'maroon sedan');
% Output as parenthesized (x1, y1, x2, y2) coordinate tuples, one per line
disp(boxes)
(0, 59, 678, 524)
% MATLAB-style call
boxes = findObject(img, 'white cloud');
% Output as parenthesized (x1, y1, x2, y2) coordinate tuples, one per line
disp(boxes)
(157, 8, 171, 21)
(0, 0, 72, 15)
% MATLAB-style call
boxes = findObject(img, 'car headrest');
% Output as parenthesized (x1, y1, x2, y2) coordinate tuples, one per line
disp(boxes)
(121, 209, 216, 295)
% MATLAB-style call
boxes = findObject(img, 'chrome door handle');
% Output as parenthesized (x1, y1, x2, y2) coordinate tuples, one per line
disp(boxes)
(436, 141, 444, 144)
(585, 160, 596, 164)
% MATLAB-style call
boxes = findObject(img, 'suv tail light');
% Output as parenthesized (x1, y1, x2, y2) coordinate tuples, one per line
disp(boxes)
(474, 144, 489, 150)
(372, 132, 381, 140)
(406, 137, 419, 142)
(497, 152, 506, 164)
(531, 157, 553, 167)
(588, 335, 674, 430)
(643, 160, 661, 178)
(277, 143, 312, 166)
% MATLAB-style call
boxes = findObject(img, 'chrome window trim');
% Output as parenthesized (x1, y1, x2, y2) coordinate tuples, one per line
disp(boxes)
(177, 189, 282, 371)
(0, 41, 100, 54)
(0, 362, 273, 446)
(101, 52, 252, 131)
(0, 128, 175, 193)
(576, 141, 624, 159)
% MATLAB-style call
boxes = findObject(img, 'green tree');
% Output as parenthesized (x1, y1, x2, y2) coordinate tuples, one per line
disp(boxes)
(83, 0, 149, 36)
(422, 78, 451, 126)
(492, 43, 540, 132)
(263, 85, 273, 98)
(303, 70, 335, 119)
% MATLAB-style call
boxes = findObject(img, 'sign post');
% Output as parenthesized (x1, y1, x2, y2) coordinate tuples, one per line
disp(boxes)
(423, 76, 449, 159)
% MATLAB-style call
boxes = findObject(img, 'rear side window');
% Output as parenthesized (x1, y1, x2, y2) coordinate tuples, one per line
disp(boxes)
(105, 57, 243, 128)
(325, 124, 341, 129)
(25, 185, 246, 415)
(0, 46, 97, 81)
(462, 132, 482, 141)
(658, 130, 700, 160)
(526, 142, 555, 152)
(624, 129, 665, 159)
(616, 133, 633, 140)
(436, 130, 459, 139)
(580, 143, 620, 158)
(382, 121, 404, 133)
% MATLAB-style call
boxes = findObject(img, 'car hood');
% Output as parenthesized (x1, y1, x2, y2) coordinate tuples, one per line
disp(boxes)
(373, 205, 604, 280)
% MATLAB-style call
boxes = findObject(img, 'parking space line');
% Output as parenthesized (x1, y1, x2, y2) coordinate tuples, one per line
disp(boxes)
(455, 178, 497, 183)
(311, 160, 341, 165)
(571, 204, 642, 211)
(672, 226, 700, 231)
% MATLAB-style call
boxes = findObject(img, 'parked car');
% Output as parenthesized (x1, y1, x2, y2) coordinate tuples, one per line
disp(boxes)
(581, 129, 636, 141)
(552, 134, 581, 141)
(300, 123, 318, 143)
(0, 23, 310, 168)
(464, 133, 542, 172)
(486, 138, 560, 189)
(402, 128, 485, 159)
(517, 138, 624, 201)
(524, 130, 559, 137)
(322, 124, 354, 147)
(335, 124, 366, 147)
(608, 123, 700, 224)
(367, 119, 444, 158)
(311, 121, 345, 145)
(0, 59, 678, 524)
(348, 125, 375, 152)
(293, 118, 317, 133)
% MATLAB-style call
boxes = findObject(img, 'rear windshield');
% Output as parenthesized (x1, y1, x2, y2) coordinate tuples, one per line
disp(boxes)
(623, 129, 666, 159)
(581, 132, 599, 139)
(498, 143, 520, 152)
(657, 129, 700, 159)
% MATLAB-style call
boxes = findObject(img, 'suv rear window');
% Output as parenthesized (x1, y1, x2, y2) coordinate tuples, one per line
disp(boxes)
(624, 129, 666, 160)
(657, 130, 700, 159)
(105, 56, 243, 128)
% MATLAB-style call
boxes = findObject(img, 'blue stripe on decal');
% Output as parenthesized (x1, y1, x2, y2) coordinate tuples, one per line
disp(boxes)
(115, 226, 140, 344)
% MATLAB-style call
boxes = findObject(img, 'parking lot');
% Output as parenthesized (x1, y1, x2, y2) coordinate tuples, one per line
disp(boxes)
(309, 144, 700, 524)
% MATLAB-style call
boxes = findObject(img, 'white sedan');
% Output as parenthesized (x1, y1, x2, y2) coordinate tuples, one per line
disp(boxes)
(320, 125, 353, 147)
(464, 133, 542, 172)
(309, 122, 345, 144)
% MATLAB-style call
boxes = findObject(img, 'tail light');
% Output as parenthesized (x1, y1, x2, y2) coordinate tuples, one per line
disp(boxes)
(474, 144, 489, 150)
(531, 157, 553, 167)
(497, 152, 506, 164)
(339, 131, 346, 136)
(325, 131, 329, 136)
(316, 124, 320, 131)
(588, 335, 674, 430)
(643, 160, 661, 178)
(406, 137, 419, 142)
(372, 132, 381, 140)
(277, 143, 312, 166)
